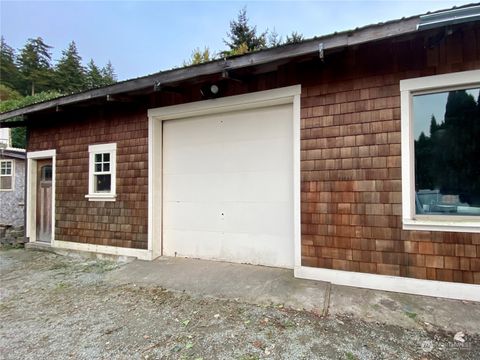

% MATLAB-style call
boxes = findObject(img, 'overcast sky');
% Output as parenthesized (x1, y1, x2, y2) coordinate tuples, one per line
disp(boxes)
(413, 88, 480, 140)
(0, 0, 472, 81)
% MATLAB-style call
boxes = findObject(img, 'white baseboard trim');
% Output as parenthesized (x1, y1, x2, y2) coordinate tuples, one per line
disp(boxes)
(54, 240, 152, 260)
(295, 266, 480, 302)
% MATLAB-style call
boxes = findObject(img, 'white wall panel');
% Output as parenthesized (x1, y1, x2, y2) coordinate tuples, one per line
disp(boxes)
(162, 104, 294, 268)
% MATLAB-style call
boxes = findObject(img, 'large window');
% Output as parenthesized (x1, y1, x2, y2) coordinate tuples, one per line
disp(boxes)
(86, 143, 116, 201)
(400, 70, 480, 232)
(0, 160, 13, 191)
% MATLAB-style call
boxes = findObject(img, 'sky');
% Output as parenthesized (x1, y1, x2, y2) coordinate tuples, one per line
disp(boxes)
(0, 0, 474, 81)
(413, 88, 480, 139)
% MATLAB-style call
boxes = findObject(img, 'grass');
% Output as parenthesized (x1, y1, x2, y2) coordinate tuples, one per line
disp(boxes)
(0, 244, 24, 250)
(54, 282, 71, 291)
(78, 260, 119, 273)
(345, 352, 357, 360)
(239, 355, 260, 360)
(404, 311, 417, 320)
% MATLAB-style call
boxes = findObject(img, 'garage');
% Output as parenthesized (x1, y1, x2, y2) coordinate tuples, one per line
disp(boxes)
(148, 86, 300, 268)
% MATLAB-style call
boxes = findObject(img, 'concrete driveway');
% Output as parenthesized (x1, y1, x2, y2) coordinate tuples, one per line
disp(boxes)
(1, 248, 479, 359)
(107, 255, 480, 335)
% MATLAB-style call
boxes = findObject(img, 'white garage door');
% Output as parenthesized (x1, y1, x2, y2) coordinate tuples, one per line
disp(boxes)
(162, 104, 294, 268)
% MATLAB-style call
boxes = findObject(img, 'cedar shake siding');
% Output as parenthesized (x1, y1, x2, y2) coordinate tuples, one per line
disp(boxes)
(28, 105, 148, 249)
(24, 19, 480, 283)
(299, 23, 480, 284)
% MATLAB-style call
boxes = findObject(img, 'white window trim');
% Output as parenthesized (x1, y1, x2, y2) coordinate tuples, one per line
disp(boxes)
(400, 69, 480, 233)
(86, 143, 117, 201)
(0, 159, 14, 191)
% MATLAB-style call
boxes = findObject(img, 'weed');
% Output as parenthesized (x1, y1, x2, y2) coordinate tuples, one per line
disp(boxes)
(405, 311, 417, 320)
(50, 262, 69, 270)
(346, 352, 357, 360)
(239, 355, 259, 360)
(55, 282, 70, 290)
(80, 260, 118, 273)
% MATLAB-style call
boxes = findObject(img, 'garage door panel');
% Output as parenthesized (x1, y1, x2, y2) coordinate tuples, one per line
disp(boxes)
(163, 229, 223, 259)
(163, 229, 292, 268)
(219, 232, 293, 268)
(222, 202, 291, 236)
(219, 105, 292, 142)
(163, 174, 224, 202)
(164, 201, 224, 232)
(163, 117, 223, 147)
(165, 171, 289, 203)
(223, 137, 291, 173)
(162, 103, 294, 268)
(163, 143, 225, 175)
(221, 172, 290, 202)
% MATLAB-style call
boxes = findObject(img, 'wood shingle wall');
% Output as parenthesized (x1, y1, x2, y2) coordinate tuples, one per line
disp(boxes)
(300, 23, 480, 284)
(28, 106, 149, 249)
(26, 22, 480, 284)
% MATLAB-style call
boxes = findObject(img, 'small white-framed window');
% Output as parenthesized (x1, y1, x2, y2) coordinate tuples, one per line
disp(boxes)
(86, 143, 116, 201)
(400, 69, 480, 233)
(0, 160, 14, 191)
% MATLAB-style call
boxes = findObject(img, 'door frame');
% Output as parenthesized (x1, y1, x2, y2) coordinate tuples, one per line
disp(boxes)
(147, 85, 302, 267)
(26, 149, 56, 244)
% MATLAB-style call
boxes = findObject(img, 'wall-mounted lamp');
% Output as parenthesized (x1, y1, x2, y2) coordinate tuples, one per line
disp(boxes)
(200, 83, 221, 98)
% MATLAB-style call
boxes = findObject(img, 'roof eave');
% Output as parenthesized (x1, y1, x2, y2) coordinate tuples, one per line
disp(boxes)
(0, 16, 426, 122)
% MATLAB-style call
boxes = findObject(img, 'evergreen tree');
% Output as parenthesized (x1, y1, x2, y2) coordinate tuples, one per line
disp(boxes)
(414, 131, 434, 190)
(285, 31, 304, 44)
(224, 7, 267, 54)
(0, 84, 21, 101)
(0, 37, 22, 91)
(11, 127, 26, 149)
(54, 41, 86, 93)
(268, 28, 282, 47)
(85, 59, 103, 89)
(429, 115, 439, 135)
(17, 37, 53, 95)
(429, 90, 479, 205)
(100, 61, 116, 86)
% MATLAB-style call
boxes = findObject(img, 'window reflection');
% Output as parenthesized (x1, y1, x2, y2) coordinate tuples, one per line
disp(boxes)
(413, 88, 480, 216)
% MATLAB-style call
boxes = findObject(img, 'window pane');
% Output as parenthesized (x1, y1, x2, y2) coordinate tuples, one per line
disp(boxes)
(1, 161, 11, 175)
(103, 163, 110, 172)
(95, 174, 111, 193)
(413, 88, 480, 216)
(103, 153, 110, 162)
(95, 153, 102, 162)
(0, 176, 12, 190)
(41, 165, 52, 181)
(95, 163, 102, 172)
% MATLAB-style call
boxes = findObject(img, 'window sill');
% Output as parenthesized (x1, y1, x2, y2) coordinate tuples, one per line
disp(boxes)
(403, 218, 480, 233)
(85, 194, 116, 202)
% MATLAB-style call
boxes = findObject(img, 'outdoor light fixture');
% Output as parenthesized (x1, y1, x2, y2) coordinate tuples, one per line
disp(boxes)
(210, 84, 219, 95)
(200, 83, 221, 98)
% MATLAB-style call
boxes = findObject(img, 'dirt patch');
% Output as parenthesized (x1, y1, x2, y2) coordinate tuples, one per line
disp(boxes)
(1, 249, 478, 359)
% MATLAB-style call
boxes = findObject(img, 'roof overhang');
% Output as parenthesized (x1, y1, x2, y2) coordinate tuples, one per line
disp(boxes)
(418, 4, 480, 30)
(1, 4, 479, 123)
(0, 148, 26, 160)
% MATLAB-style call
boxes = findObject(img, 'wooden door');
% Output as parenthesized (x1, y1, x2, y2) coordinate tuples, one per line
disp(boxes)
(36, 160, 52, 243)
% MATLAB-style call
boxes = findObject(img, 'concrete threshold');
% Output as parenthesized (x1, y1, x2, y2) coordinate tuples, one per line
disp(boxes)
(107, 256, 480, 335)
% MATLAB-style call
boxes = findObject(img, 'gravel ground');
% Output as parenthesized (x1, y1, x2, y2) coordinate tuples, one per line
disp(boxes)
(1, 248, 479, 360)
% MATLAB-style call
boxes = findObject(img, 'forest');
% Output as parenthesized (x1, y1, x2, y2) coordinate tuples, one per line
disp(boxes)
(0, 37, 117, 147)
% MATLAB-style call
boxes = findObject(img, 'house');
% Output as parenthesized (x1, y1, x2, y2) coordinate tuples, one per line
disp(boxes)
(0, 128, 26, 242)
(0, 5, 479, 300)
